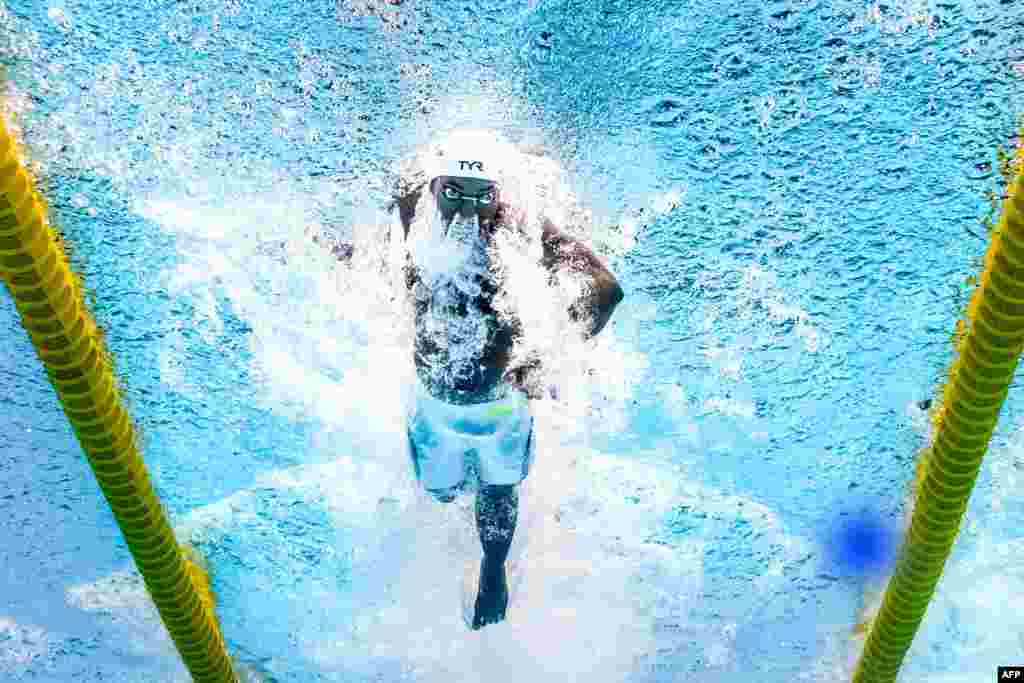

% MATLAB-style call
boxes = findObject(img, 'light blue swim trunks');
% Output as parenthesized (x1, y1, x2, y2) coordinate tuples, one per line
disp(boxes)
(407, 379, 535, 502)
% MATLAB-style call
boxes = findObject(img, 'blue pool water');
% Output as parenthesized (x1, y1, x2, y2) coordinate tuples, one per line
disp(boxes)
(2, 0, 1023, 681)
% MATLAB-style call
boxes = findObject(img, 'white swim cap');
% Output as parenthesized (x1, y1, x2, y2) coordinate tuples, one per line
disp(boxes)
(424, 128, 518, 185)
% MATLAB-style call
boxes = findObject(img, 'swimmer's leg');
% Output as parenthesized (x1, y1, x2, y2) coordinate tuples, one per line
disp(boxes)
(472, 483, 518, 630)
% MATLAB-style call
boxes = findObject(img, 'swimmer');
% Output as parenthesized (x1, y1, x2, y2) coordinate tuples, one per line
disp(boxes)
(331, 129, 623, 629)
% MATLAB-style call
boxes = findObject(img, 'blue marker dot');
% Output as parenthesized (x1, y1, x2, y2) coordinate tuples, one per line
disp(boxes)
(825, 507, 898, 577)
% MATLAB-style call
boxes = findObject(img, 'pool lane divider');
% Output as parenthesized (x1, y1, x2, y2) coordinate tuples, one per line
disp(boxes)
(0, 118, 240, 681)
(852, 135, 1024, 682)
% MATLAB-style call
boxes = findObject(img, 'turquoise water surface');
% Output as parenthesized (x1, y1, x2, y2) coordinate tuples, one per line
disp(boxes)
(2, 0, 1023, 681)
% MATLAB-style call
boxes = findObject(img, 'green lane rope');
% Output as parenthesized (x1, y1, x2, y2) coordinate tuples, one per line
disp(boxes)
(852, 135, 1024, 681)
(0, 115, 239, 682)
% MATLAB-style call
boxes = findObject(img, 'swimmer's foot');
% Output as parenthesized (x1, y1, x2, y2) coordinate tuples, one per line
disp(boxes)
(472, 557, 509, 630)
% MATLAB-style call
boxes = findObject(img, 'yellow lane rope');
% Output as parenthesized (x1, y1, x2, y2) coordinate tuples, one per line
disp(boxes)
(0, 114, 239, 682)
(852, 133, 1024, 681)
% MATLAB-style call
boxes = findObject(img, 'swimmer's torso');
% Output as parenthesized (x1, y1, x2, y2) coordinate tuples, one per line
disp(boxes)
(408, 261, 516, 405)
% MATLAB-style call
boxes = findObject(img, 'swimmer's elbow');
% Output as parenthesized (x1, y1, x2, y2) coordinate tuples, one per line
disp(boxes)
(609, 278, 624, 307)
(599, 271, 624, 312)
(579, 275, 623, 339)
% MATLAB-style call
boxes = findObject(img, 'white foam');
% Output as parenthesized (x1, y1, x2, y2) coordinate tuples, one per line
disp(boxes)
(167, 404, 809, 681)
(65, 571, 181, 662)
(0, 617, 52, 670)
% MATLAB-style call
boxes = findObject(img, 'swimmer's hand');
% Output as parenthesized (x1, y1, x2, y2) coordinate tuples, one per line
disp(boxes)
(502, 360, 559, 401)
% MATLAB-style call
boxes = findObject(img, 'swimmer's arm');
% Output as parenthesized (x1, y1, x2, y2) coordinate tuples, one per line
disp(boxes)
(540, 219, 625, 339)
(389, 182, 425, 241)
